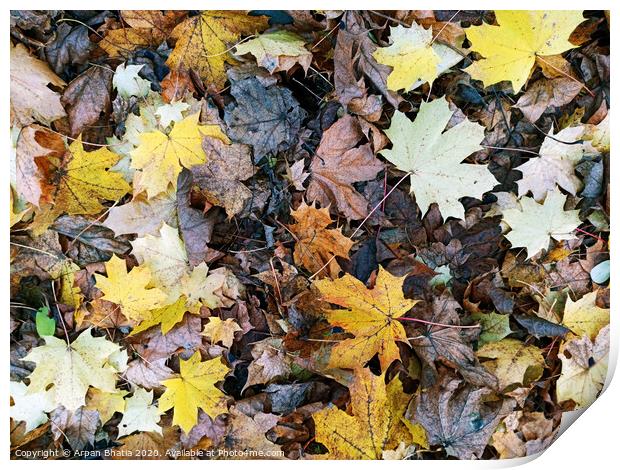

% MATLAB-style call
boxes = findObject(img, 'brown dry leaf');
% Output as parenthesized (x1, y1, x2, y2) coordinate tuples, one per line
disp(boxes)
(191, 136, 255, 218)
(410, 292, 499, 388)
(10, 43, 66, 126)
(115, 426, 180, 460)
(515, 77, 583, 123)
(125, 358, 174, 390)
(244, 338, 292, 391)
(61, 65, 113, 137)
(50, 406, 99, 450)
(415, 372, 514, 459)
(288, 201, 353, 279)
(220, 408, 282, 459)
(306, 114, 384, 220)
(15, 124, 65, 206)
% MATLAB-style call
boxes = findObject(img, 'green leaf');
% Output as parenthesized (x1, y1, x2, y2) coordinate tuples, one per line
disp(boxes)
(471, 311, 512, 347)
(35, 306, 56, 337)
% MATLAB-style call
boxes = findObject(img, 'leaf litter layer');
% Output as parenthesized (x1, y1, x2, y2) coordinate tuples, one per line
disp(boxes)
(10, 9, 610, 461)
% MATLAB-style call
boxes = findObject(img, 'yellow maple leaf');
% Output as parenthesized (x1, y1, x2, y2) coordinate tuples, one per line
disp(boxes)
(158, 352, 229, 433)
(373, 24, 440, 91)
(314, 266, 418, 370)
(41, 137, 130, 216)
(562, 291, 610, 340)
(130, 295, 200, 336)
(465, 11, 585, 92)
(313, 368, 411, 459)
(557, 325, 609, 408)
(23, 328, 121, 410)
(86, 388, 127, 424)
(288, 201, 353, 279)
(166, 11, 269, 89)
(380, 97, 496, 220)
(94, 254, 168, 322)
(131, 113, 229, 198)
(477, 338, 545, 390)
(202, 317, 242, 348)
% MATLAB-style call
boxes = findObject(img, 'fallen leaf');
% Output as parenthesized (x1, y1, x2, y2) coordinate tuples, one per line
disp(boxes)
(15, 124, 65, 206)
(501, 187, 581, 259)
(24, 328, 121, 410)
(465, 11, 585, 92)
(313, 368, 409, 459)
(159, 351, 229, 433)
(166, 11, 268, 88)
(471, 311, 512, 347)
(224, 78, 305, 162)
(288, 201, 353, 278)
(235, 30, 312, 74)
(61, 65, 113, 137)
(306, 114, 384, 220)
(202, 317, 242, 348)
(131, 113, 229, 198)
(51, 406, 99, 450)
(118, 388, 163, 437)
(515, 126, 597, 201)
(94, 254, 168, 322)
(191, 136, 255, 218)
(415, 372, 514, 459)
(477, 339, 545, 390)
(10, 381, 55, 433)
(10, 43, 66, 126)
(557, 325, 608, 408)
(515, 77, 582, 122)
(314, 266, 417, 370)
(37, 137, 130, 217)
(86, 388, 127, 424)
(562, 291, 609, 340)
(380, 96, 496, 220)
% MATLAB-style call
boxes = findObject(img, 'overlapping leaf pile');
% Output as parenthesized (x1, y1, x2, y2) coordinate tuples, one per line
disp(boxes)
(10, 9, 610, 461)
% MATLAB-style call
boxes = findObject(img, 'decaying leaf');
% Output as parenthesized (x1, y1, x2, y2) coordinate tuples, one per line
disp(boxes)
(306, 114, 384, 220)
(313, 368, 410, 459)
(415, 373, 514, 459)
(167, 11, 268, 88)
(235, 31, 312, 74)
(288, 202, 353, 278)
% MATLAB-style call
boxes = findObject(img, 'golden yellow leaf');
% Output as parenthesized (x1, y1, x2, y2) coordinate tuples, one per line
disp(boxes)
(130, 296, 200, 336)
(94, 254, 168, 322)
(131, 113, 229, 198)
(40, 137, 130, 217)
(159, 352, 229, 433)
(562, 291, 610, 340)
(288, 201, 353, 279)
(167, 11, 269, 89)
(373, 24, 440, 91)
(23, 328, 121, 410)
(202, 317, 242, 348)
(465, 11, 585, 92)
(313, 368, 410, 459)
(314, 266, 418, 370)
